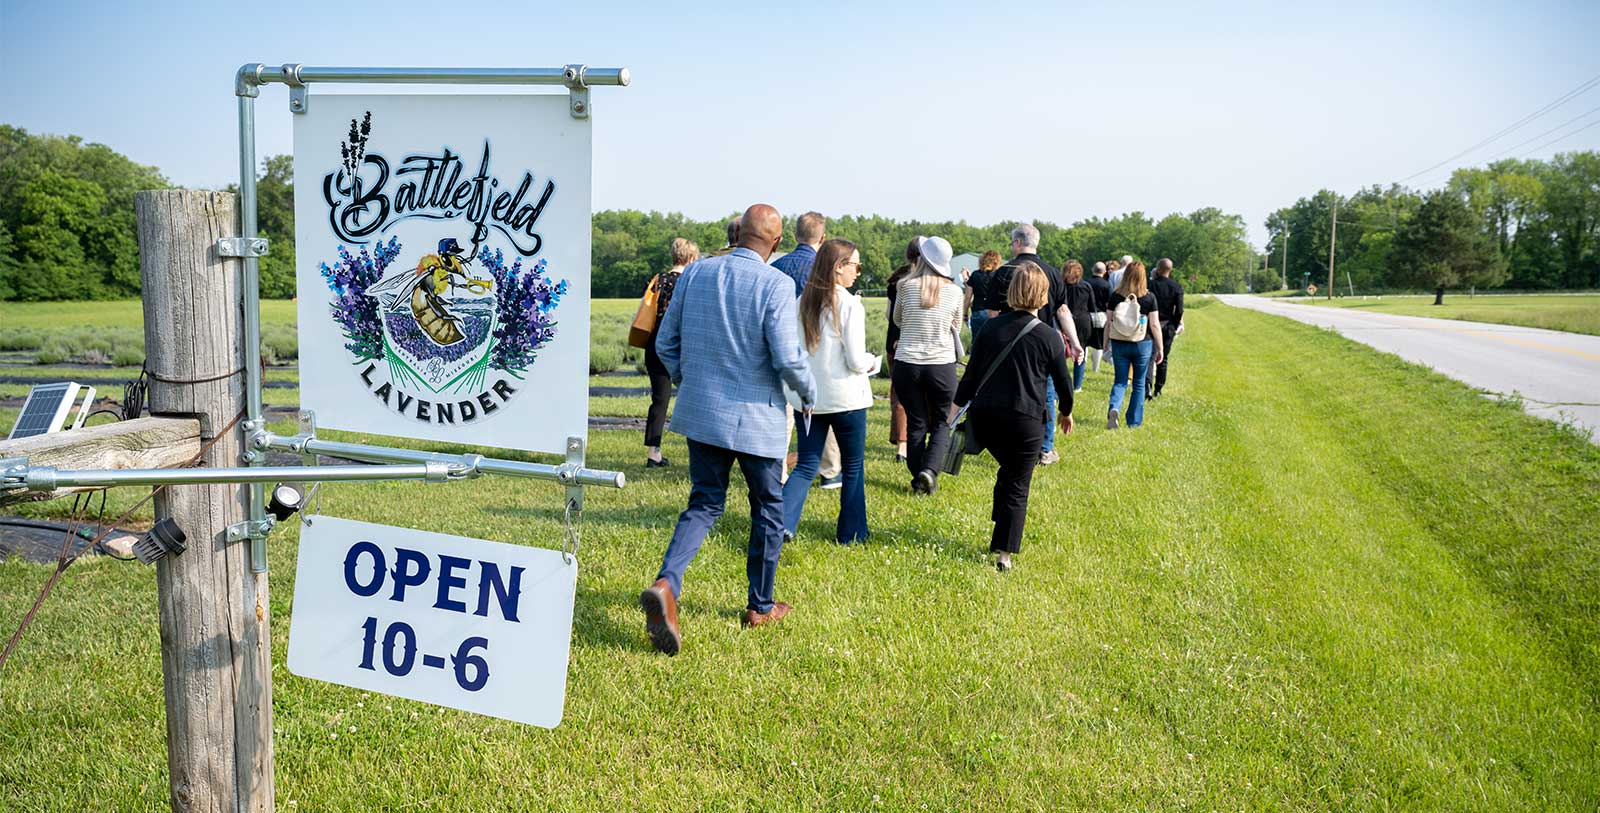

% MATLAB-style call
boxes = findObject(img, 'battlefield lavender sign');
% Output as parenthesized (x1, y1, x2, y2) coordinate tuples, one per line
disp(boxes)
(293, 94, 592, 454)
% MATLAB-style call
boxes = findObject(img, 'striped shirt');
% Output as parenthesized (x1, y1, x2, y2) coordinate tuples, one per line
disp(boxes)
(892, 275, 963, 365)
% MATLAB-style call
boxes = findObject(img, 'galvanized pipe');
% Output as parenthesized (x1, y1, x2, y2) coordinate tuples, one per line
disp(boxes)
(245, 65, 630, 87)
(264, 432, 626, 490)
(236, 90, 271, 573)
(19, 462, 458, 492)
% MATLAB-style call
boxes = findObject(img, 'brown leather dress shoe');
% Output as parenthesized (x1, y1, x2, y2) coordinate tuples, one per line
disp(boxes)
(640, 579, 681, 656)
(742, 601, 792, 628)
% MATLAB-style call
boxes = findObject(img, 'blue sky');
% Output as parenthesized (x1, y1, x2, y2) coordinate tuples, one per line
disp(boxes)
(3, 0, 1599, 246)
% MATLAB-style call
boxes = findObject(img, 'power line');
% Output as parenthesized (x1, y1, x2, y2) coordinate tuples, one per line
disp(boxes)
(1518, 117, 1600, 158)
(1397, 71, 1600, 183)
(1485, 104, 1600, 162)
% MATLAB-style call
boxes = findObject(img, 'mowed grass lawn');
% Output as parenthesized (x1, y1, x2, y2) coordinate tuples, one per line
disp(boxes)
(1283, 293, 1600, 335)
(2, 299, 1598, 810)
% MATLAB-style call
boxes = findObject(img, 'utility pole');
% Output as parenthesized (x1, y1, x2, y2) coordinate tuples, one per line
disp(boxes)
(1327, 197, 1338, 301)
(1279, 220, 1289, 291)
(136, 189, 275, 812)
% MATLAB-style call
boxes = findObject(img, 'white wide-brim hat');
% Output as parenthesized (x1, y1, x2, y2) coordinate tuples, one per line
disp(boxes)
(919, 236, 955, 279)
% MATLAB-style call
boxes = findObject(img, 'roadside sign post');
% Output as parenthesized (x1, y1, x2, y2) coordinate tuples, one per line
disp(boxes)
(2, 63, 630, 813)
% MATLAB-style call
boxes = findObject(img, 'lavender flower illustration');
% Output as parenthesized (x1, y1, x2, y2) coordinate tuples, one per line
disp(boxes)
(319, 237, 400, 361)
(480, 248, 566, 376)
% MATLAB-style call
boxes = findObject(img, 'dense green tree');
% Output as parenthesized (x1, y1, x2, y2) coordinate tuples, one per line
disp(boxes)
(1541, 151, 1600, 289)
(0, 125, 165, 299)
(1392, 190, 1508, 304)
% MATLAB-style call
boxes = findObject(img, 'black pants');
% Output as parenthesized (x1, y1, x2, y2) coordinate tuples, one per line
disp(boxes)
(643, 341, 673, 447)
(972, 407, 1045, 553)
(891, 361, 957, 477)
(1149, 325, 1177, 396)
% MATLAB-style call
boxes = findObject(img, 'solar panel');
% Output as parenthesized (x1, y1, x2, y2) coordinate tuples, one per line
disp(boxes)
(7, 382, 86, 440)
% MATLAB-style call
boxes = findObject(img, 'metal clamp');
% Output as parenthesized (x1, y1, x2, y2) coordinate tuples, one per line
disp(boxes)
(217, 237, 270, 258)
(240, 417, 269, 464)
(561, 436, 585, 563)
(226, 517, 275, 542)
(1, 456, 27, 493)
(563, 64, 590, 119)
(282, 63, 308, 114)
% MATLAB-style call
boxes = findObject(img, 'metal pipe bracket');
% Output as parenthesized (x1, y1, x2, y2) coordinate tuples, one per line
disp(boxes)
(563, 64, 590, 119)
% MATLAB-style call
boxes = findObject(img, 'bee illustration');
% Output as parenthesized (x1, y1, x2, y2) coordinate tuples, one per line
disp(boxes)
(365, 238, 493, 346)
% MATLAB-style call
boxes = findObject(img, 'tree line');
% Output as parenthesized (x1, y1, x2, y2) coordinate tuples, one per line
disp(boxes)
(594, 207, 1269, 299)
(1266, 153, 1600, 296)
(4, 124, 1595, 301)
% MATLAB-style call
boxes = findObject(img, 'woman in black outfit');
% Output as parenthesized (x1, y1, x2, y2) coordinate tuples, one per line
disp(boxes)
(643, 237, 697, 467)
(1086, 261, 1113, 373)
(950, 262, 1074, 571)
(1062, 259, 1094, 393)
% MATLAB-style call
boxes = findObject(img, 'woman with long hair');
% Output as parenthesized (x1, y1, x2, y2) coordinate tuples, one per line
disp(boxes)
(950, 263, 1074, 571)
(643, 237, 698, 465)
(1062, 259, 1094, 393)
(1102, 260, 1164, 429)
(883, 238, 920, 462)
(781, 239, 878, 544)
(892, 236, 964, 495)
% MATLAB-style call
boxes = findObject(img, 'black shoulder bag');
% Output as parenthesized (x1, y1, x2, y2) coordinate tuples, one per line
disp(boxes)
(941, 318, 1040, 476)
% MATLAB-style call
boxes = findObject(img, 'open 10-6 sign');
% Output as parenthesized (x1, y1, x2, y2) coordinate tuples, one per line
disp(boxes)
(287, 516, 577, 727)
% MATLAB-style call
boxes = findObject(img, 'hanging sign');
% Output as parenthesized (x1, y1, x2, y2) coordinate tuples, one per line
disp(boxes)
(287, 515, 578, 728)
(293, 94, 592, 455)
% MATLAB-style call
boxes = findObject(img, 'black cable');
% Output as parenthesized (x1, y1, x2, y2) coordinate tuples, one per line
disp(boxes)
(1399, 71, 1600, 183)
(122, 371, 148, 420)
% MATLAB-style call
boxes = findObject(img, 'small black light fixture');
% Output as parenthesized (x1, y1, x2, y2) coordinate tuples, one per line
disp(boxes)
(133, 518, 188, 565)
(267, 482, 306, 522)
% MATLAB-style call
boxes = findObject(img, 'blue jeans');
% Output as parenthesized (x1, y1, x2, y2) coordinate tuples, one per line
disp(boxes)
(969, 311, 991, 340)
(1042, 380, 1058, 452)
(1109, 339, 1153, 427)
(782, 408, 869, 544)
(1072, 358, 1085, 392)
(656, 438, 785, 612)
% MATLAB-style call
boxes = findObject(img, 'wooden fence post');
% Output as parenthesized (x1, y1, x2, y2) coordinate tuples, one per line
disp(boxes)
(136, 189, 274, 812)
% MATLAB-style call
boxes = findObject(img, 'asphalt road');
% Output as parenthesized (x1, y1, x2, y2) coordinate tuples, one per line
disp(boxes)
(1217, 295, 1600, 443)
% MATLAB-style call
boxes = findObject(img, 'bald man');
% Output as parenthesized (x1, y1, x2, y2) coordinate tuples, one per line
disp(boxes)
(642, 203, 816, 654)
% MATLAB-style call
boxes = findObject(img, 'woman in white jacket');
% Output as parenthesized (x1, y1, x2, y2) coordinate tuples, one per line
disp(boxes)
(783, 239, 880, 544)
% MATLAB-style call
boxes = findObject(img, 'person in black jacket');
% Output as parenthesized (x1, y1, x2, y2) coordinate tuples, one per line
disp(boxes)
(1062, 259, 1094, 393)
(1086, 262, 1112, 372)
(949, 262, 1074, 571)
(1145, 258, 1185, 400)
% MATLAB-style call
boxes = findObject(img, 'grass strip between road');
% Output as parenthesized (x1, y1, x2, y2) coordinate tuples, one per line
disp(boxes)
(1, 300, 1596, 810)
(1280, 293, 1600, 336)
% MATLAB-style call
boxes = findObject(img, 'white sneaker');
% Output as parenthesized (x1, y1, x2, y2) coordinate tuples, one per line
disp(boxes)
(1040, 450, 1060, 465)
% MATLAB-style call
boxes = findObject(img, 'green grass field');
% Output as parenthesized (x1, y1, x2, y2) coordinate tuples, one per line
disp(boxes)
(1281, 293, 1600, 336)
(2, 300, 1598, 810)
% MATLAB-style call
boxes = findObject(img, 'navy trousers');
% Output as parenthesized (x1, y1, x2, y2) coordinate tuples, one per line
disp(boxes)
(656, 438, 786, 613)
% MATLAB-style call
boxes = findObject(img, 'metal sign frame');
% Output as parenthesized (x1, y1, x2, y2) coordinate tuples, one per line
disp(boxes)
(0, 64, 630, 574)
(234, 64, 629, 571)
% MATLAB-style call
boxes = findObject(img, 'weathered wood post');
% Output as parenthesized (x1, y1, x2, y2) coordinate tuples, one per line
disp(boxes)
(136, 189, 274, 812)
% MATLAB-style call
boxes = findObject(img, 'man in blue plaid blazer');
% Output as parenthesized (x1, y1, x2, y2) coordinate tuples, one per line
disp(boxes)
(640, 204, 816, 655)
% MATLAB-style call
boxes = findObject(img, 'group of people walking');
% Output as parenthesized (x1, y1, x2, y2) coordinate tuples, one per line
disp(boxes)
(634, 204, 1184, 655)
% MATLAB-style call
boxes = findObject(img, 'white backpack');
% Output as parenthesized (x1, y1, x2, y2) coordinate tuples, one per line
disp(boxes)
(1108, 294, 1147, 342)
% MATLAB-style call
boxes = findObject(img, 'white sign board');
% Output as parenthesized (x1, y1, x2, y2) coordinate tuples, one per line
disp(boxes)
(293, 94, 592, 455)
(287, 516, 578, 728)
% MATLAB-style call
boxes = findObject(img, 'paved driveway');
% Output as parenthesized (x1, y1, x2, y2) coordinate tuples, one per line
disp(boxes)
(1217, 295, 1600, 443)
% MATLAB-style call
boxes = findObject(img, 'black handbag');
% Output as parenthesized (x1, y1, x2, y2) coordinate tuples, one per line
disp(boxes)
(942, 318, 1040, 476)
